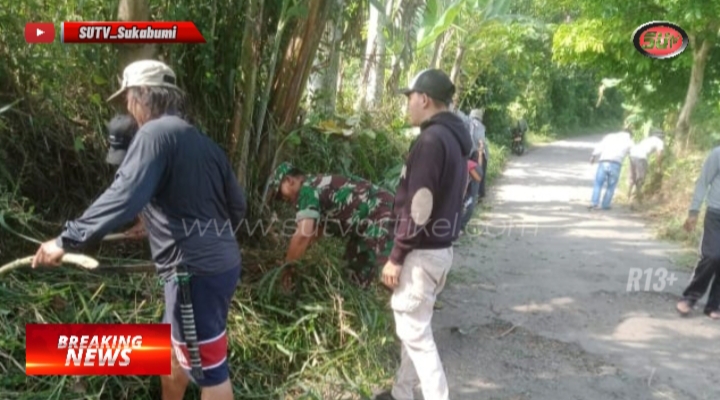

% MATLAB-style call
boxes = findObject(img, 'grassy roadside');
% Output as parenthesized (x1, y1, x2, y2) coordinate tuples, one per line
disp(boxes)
(613, 147, 708, 270)
(0, 138, 509, 400)
(0, 242, 397, 400)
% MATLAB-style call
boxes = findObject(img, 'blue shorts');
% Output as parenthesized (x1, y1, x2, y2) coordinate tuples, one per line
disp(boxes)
(162, 265, 240, 387)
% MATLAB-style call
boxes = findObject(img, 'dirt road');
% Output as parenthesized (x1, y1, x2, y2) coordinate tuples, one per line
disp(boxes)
(434, 134, 720, 400)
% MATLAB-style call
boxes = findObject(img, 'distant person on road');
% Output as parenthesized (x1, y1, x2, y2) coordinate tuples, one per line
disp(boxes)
(470, 109, 489, 201)
(627, 130, 664, 202)
(676, 146, 720, 320)
(459, 108, 487, 232)
(589, 128, 635, 210)
(375, 69, 471, 400)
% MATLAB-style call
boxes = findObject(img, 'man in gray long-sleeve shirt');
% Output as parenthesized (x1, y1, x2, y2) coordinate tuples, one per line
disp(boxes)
(677, 146, 720, 320)
(32, 60, 245, 398)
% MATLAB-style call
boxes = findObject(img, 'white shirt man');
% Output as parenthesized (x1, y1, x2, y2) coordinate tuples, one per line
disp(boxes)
(627, 134, 664, 200)
(590, 130, 635, 210)
(630, 135, 664, 159)
(592, 131, 634, 164)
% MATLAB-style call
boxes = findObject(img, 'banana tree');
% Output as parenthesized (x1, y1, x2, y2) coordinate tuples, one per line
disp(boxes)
(359, 0, 465, 110)
(306, 0, 346, 114)
(355, 0, 396, 110)
(386, 0, 426, 95)
(416, 0, 464, 69)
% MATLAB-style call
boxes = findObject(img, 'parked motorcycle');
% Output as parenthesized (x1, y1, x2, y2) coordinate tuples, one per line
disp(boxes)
(510, 119, 527, 156)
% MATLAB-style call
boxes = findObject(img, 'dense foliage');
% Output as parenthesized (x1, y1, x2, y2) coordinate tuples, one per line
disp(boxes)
(6, 0, 719, 397)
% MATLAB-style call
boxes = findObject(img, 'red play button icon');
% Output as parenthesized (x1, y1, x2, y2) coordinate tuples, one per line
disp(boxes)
(25, 22, 55, 44)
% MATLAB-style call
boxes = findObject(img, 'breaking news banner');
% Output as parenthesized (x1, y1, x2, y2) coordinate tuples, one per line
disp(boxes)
(25, 323, 172, 376)
(60, 21, 205, 44)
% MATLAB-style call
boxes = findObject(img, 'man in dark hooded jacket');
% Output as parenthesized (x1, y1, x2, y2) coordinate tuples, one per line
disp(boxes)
(376, 69, 472, 400)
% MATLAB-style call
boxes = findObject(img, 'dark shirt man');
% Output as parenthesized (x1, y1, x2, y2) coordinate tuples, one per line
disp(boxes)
(32, 60, 245, 400)
(677, 146, 720, 320)
(376, 69, 472, 400)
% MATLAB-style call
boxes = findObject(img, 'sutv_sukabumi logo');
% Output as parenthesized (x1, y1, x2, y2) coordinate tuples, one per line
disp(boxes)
(633, 21, 688, 59)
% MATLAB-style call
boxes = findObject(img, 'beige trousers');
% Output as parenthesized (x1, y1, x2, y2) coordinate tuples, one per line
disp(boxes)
(390, 248, 453, 400)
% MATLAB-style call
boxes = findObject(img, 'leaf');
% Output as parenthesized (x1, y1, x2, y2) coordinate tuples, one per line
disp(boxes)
(368, 0, 386, 16)
(0, 99, 22, 115)
(92, 74, 107, 85)
(275, 343, 294, 357)
(316, 120, 344, 134)
(287, 132, 301, 146)
(90, 93, 102, 107)
(73, 137, 85, 152)
(345, 115, 361, 126)
(286, 4, 308, 19)
(417, 0, 465, 49)
(361, 129, 377, 139)
(424, 0, 440, 26)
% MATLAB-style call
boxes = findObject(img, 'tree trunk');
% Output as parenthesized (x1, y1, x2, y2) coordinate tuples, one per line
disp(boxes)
(231, 0, 264, 186)
(450, 42, 466, 101)
(386, 0, 424, 95)
(254, 0, 291, 158)
(364, 0, 393, 109)
(307, 0, 345, 114)
(116, 0, 155, 71)
(355, 0, 383, 110)
(336, 53, 345, 109)
(269, 0, 332, 132)
(430, 36, 441, 68)
(322, 17, 343, 112)
(430, 30, 451, 69)
(676, 35, 712, 140)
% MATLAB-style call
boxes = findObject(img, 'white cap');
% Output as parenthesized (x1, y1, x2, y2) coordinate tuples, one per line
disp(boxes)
(107, 60, 181, 102)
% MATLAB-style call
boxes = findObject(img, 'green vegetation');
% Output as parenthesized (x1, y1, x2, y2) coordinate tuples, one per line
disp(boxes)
(0, 0, 647, 398)
(551, 0, 720, 258)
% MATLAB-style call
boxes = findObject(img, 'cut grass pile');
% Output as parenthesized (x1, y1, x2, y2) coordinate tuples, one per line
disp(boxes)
(0, 238, 397, 400)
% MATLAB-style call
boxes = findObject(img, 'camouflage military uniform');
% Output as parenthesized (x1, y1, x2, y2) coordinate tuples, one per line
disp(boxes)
(269, 162, 395, 288)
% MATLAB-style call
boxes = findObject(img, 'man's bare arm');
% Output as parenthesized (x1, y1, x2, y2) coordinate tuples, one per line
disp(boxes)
(285, 218, 317, 262)
(123, 216, 147, 239)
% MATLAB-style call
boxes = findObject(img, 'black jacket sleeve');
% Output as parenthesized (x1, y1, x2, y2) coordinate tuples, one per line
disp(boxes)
(55, 130, 169, 251)
(389, 133, 444, 265)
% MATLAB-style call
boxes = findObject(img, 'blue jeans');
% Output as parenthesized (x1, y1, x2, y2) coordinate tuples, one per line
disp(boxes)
(591, 161, 622, 209)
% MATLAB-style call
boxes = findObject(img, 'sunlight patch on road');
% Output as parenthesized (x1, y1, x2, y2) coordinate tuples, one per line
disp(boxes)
(549, 139, 601, 149)
(609, 316, 720, 343)
(511, 297, 575, 313)
(458, 380, 501, 392)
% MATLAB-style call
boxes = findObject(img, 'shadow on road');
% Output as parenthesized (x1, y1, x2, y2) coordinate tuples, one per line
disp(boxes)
(434, 134, 720, 400)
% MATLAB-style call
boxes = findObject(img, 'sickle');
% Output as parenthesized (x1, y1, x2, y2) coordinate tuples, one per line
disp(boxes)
(0, 253, 99, 276)
(0, 212, 151, 275)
